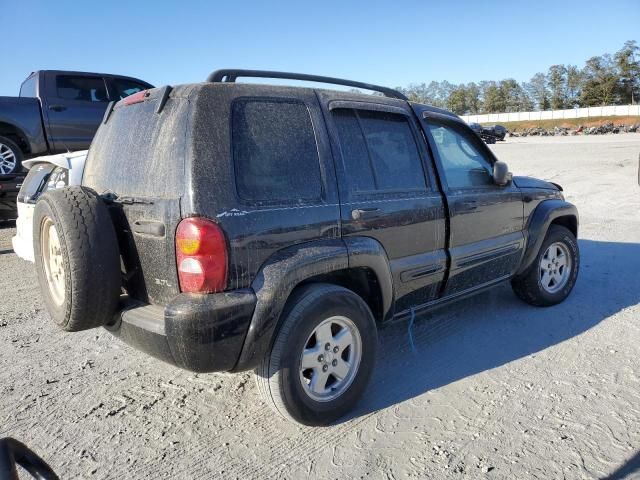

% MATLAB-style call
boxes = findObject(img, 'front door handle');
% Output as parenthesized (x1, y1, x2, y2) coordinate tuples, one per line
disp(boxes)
(351, 208, 381, 220)
(48, 105, 67, 112)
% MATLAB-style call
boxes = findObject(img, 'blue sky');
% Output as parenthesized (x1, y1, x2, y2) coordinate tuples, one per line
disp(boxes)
(2, 0, 639, 95)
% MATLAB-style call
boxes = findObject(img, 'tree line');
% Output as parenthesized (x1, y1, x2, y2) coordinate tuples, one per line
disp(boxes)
(396, 40, 639, 115)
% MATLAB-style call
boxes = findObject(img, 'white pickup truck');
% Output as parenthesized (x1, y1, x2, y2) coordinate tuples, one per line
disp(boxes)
(12, 150, 87, 261)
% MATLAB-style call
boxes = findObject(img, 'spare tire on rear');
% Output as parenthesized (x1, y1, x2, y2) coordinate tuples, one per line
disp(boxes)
(33, 186, 121, 332)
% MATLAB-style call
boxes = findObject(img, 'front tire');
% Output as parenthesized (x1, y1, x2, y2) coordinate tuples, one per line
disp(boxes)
(512, 225, 579, 306)
(255, 283, 378, 426)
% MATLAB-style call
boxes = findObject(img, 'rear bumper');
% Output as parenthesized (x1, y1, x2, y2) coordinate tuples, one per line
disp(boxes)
(108, 289, 257, 373)
(12, 202, 35, 262)
(0, 174, 26, 221)
(0, 194, 18, 221)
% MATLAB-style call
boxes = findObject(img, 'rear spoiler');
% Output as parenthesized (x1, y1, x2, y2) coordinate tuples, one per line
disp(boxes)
(103, 85, 173, 124)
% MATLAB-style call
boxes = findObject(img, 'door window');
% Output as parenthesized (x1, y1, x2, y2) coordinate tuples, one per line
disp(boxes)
(428, 124, 493, 189)
(332, 109, 427, 193)
(55, 75, 108, 102)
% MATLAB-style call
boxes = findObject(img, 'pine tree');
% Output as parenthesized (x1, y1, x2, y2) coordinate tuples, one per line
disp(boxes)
(615, 40, 640, 104)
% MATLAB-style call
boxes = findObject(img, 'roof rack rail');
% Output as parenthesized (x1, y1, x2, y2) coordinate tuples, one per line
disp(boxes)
(206, 69, 408, 101)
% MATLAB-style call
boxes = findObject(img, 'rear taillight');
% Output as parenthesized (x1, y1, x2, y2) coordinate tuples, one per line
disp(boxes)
(175, 217, 227, 293)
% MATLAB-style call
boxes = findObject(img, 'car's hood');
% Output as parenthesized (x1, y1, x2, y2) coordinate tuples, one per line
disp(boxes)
(512, 176, 562, 191)
(22, 150, 88, 171)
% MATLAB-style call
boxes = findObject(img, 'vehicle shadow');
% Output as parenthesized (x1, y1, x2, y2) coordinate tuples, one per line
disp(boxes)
(601, 449, 640, 479)
(0, 220, 16, 229)
(345, 239, 640, 421)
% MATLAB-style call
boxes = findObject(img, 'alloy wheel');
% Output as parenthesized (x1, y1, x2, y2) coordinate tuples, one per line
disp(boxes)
(299, 316, 362, 402)
(0, 143, 17, 175)
(539, 241, 572, 294)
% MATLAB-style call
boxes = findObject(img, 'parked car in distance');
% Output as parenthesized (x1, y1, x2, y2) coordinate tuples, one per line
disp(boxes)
(485, 124, 508, 141)
(32, 70, 580, 426)
(12, 150, 87, 260)
(0, 70, 153, 175)
(468, 122, 496, 144)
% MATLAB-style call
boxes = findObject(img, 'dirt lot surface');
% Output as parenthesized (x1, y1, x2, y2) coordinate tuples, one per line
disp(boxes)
(1, 134, 639, 479)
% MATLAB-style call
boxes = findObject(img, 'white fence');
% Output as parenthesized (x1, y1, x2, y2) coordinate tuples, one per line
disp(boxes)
(461, 104, 640, 124)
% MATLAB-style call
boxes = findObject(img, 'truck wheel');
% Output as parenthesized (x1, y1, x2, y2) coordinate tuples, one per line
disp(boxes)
(511, 225, 579, 306)
(33, 186, 121, 331)
(256, 283, 378, 426)
(0, 136, 23, 175)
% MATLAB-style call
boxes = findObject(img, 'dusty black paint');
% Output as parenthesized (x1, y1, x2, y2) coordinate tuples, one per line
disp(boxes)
(111, 290, 256, 373)
(343, 236, 394, 321)
(233, 240, 348, 371)
(82, 78, 578, 374)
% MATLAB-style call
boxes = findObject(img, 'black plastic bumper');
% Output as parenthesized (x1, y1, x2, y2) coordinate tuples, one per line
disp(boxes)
(108, 289, 256, 372)
(0, 174, 25, 221)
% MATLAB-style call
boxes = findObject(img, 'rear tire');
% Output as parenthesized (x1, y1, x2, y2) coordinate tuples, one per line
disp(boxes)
(511, 225, 579, 306)
(255, 283, 378, 426)
(0, 136, 23, 175)
(33, 186, 121, 331)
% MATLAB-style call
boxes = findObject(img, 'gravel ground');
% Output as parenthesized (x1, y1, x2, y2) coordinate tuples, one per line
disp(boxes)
(1, 134, 639, 479)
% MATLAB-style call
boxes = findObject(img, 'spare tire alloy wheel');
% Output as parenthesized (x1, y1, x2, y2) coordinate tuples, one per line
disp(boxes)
(41, 217, 65, 307)
(300, 316, 362, 402)
(0, 138, 21, 175)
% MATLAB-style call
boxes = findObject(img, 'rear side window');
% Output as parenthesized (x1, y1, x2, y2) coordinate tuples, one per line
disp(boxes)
(19, 76, 36, 97)
(55, 75, 108, 102)
(232, 99, 322, 203)
(111, 78, 149, 100)
(332, 109, 426, 193)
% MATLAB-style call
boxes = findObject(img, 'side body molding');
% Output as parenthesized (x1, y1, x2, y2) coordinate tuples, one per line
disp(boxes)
(343, 236, 395, 322)
(233, 239, 349, 371)
(518, 199, 579, 274)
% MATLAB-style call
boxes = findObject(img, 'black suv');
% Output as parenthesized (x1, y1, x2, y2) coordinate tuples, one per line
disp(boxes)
(32, 70, 579, 426)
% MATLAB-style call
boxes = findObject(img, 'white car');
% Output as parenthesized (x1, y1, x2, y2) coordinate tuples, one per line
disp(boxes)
(12, 150, 88, 262)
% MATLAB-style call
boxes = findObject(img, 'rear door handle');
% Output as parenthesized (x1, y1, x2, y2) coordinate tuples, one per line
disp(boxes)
(48, 105, 67, 112)
(132, 220, 165, 237)
(351, 208, 381, 220)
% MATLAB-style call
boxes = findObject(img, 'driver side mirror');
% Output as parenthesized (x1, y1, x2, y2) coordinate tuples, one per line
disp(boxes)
(493, 161, 512, 186)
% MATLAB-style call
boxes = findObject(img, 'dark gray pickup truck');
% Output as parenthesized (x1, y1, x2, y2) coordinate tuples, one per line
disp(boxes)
(0, 70, 152, 175)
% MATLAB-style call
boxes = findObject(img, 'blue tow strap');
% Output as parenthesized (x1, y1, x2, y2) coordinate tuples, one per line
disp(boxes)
(407, 307, 417, 354)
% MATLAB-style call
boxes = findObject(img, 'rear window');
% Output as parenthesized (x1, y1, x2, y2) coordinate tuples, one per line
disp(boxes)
(19, 75, 36, 97)
(232, 99, 322, 203)
(56, 75, 108, 102)
(83, 98, 185, 198)
(111, 78, 149, 100)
